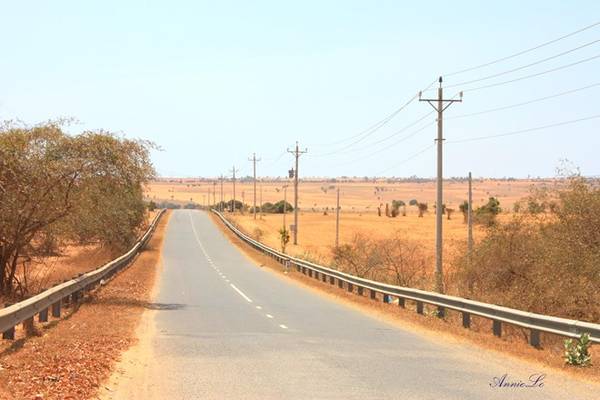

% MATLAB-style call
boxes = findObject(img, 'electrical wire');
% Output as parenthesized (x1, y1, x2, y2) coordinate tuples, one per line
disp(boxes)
(445, 20, 600, 77)
(463, 52, 600, 92)
(446, 38, 600, 88)
(311, 78, 438, 153)
(447, 114, 600, 144)
(446, 82, 600, 120)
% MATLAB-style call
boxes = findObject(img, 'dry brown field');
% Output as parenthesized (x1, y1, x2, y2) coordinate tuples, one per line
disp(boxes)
(147, 178, 543, 267)
(147, 178, 547, 211)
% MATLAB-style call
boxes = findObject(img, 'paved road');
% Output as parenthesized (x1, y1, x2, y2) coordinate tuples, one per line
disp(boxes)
(107, 210, 599, 399)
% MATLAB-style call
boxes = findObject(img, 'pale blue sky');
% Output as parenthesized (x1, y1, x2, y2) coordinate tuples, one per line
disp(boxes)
(1, 1, 599, 178)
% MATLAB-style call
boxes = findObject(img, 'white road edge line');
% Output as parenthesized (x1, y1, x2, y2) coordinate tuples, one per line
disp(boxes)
(230, 283, 253, 303)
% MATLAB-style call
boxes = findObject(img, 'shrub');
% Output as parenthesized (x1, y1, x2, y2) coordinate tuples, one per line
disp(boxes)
(253, 227, 264, 241)
(474, 197, 501, 226)
(564, 334, 592, 367)
(456, 177, 600, 322)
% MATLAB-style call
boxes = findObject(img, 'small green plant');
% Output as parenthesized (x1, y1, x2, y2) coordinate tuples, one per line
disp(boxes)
(564, 333, 592, 367)
(279, 228, 290, 253)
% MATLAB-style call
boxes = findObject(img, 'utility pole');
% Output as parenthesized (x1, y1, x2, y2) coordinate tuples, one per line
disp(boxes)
(287, 142, 308, 245)
(219, 175, 224, 212)
(248, 153, 261, 219)
(335, 187, 340, 248)
(467, 172, 473, 254)
(419, 76, 463, 294)
(242, 191, 245, 214)
(230, 166, 239, 213)
(212, 181, 216, 208)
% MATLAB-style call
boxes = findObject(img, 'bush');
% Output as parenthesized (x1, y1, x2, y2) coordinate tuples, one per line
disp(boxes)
(332, 232, 428, 288)
(474, 197, 501, 226)
(565, 334, 592, 367)
(456, 177, 600, 322)
(253, 227, 264, 241)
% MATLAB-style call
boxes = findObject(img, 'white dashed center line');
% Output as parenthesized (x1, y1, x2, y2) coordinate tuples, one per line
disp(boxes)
(265, 314, 274, 319)
(279, 324, 288, 329)
(230, 283, 253, 303)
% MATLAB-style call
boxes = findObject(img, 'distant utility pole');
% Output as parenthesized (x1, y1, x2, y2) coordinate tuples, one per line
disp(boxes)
(242, 191, 245, 214)
(219, 175, 224, 212)
(248, 153, 261, 219)
(419, 76, 463, 295)
(230, 166, 239, 213)
(287, 141, 308, 245)
(335, 187, 340, 248)
(467, 172, 473, 254)
(212, 181, 216, 208)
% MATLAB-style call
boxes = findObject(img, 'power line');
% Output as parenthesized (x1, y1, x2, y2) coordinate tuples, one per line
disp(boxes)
(312, 79, 438, 153)
(333, 120, 435, 166)
(446, 38, 600, 89)
(445, 20, 600, 77)
(447, 82, 600, 120)
(463, 52, 600, 92)
(448, 114, 600, 144)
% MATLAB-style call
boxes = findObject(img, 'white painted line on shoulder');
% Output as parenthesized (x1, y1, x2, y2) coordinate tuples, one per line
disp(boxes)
(230, 283, 253, 303)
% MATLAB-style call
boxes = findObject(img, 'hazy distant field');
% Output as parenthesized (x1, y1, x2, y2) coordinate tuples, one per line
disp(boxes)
(147, 178, 547, 211)
(147, 179, 544, 264)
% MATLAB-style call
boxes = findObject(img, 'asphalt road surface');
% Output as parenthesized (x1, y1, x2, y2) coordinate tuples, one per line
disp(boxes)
(106, 210, 599, 399)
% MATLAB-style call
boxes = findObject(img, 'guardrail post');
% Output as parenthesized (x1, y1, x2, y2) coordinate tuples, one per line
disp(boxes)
(23, 317, 35, 336)
(39, 307, 49, 323)
(437, 306, 445, 318)
(322, 274, 327, 283)
(296, 264, 301, 272)
(347, 283, 353, 293)
(493, 320, 502, 337)
(52, 301, 61, 318)
(529, 329, 541, 348)
(357, 286, 364, 296)
(2, 303, 15, 340)
(308, 269, 313, 278)
(398, 297, 405, 308)
(462, 312, 471, 328)
(338, 279, 344, 289)
(302, 266, 307, 275)
(329, 276, 335, 285)
(416, 301, 424, 314)
(369, 290, 376, 300)
(383, 294, 390, 303)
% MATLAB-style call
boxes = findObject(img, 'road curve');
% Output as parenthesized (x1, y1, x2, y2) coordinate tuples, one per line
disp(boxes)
(104, 210, 599, 400)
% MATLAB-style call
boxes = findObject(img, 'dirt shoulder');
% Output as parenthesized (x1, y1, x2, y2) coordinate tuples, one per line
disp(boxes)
(209, 212, 600, 385)
(0, 211, 171, 400)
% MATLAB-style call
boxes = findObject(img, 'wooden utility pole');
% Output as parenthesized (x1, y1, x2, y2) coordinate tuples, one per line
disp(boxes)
(287, 141, 308, 245)
(248, 153, 261, 219)
(230, 166, 239, 213)
(259, 184, 263, 219)
(335, 187, 340, 248)
(419, 76, 463, 295)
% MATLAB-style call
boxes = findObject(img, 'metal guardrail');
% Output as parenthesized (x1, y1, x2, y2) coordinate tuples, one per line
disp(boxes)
(213, 209, 600, 346)
(0, 209, 166, 339)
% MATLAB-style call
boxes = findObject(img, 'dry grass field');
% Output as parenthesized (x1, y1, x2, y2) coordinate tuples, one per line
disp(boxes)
(146, 179, 543, 268)
(146, 179, 546, 212)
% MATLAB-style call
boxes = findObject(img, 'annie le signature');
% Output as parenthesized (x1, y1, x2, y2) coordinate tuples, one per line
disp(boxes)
(489, 373, 545, 388)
